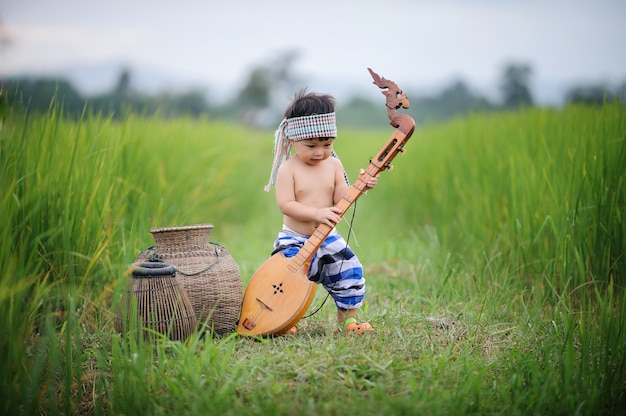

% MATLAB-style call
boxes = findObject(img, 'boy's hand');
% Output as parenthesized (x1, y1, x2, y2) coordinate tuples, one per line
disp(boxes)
(315, 206, 342, 227)
(360, 169, 379, 189)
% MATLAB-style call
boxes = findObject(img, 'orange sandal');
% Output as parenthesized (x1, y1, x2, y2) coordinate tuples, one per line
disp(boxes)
(333, 317, 373, 335)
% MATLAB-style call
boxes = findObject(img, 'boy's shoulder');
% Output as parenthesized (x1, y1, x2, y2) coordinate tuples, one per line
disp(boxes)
(280, 156, 298, 169)
(276, 157, 298, 176)
(327, 156, 343, 167)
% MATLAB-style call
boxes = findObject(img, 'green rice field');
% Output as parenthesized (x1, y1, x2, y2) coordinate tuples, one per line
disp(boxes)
(1, 101, 625, 415)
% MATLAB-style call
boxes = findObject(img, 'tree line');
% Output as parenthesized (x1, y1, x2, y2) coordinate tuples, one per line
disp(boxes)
(1, 55, 624, 127)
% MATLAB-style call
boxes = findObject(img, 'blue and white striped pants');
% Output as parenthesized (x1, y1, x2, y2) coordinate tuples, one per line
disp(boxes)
(272, 226, 366, 310)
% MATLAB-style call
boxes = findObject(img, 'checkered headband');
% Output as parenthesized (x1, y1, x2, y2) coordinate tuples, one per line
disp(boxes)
(286, 112, 337, 141)
(264, 112, 344, 192)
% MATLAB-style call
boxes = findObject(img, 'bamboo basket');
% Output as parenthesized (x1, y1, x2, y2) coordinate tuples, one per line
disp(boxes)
(116, 261, 197, 341)
(137, 224, 243, 334)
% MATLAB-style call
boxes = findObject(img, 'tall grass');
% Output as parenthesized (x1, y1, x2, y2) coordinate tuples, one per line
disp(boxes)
(371, 106, 625, 296)
(1, 101, 624, 415)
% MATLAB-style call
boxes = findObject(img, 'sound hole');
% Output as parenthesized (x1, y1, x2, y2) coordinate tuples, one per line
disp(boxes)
(273, 282, 284, 295)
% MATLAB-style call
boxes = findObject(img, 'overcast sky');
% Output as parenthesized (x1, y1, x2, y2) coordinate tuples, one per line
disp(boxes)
(1, 0, 625, 104)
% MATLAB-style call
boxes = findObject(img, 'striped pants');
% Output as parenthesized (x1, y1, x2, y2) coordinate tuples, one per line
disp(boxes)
(272, 226, 366, 310)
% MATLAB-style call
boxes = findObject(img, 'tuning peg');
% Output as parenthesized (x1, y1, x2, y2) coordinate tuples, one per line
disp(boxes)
(387, 164, 394, 171)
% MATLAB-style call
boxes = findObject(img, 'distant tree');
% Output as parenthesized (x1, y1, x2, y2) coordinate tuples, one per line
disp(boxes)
(406, 79, 494, 124)
(88, 90, 158, 118)
(114, 68, 132, 96)
(268, 50, 300, 105)
(1, 78, 84, 115)
(339, 96, 389, 128)
(438, 80, 493, 115)
(237, 67, 272, 108)
(235, 50, 300, 126)
(499, 63, 534, 109)
(87, 68, 159, 118)
(565, 85, 614, 106)
(1, 68, 213, 119)
(159, 90, 209, 117)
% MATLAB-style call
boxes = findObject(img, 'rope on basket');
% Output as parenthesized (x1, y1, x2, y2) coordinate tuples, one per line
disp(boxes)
(142, 242, 223, 276)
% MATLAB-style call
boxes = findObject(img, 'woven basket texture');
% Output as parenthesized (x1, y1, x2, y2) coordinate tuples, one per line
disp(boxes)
(137, 224, 243, 334)
(116, 262, 197, 341)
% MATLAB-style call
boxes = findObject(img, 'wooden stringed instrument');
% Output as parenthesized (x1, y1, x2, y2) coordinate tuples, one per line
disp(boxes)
(237, 68, 415, 336)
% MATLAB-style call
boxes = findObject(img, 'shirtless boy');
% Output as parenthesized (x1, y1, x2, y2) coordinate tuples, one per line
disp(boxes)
(264, 89, 378, 334)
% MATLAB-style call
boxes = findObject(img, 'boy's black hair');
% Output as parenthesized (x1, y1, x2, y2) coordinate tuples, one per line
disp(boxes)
(284, 88, 336, 118)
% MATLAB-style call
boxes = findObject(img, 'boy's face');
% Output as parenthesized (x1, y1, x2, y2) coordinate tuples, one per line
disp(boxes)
(292, 137, 335, 165)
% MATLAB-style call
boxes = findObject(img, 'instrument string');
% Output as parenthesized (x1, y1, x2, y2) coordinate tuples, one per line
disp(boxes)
(302, 199, 358, 319)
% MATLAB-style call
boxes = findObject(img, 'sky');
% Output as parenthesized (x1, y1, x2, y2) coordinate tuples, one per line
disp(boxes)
(1, 0, 625, 104)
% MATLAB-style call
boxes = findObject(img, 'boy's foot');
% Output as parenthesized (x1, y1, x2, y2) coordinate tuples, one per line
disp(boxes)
(333, 317, 374, 335)
(286, 326, 297, 335)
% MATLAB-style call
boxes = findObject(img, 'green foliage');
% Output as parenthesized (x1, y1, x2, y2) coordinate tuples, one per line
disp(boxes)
(368, 106, 626, 291)
(1, 102, 625, 415)
(1, 77, 86, 116)
(1, 77, 212, 120)
(500, 63, 534, 109)
(406, 80, 495, 124)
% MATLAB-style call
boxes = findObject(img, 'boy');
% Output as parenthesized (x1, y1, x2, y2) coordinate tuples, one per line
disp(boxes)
(264, 89, 378, 334)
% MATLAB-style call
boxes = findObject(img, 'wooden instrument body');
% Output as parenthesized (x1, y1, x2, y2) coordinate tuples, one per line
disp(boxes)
(237, 68, 415, 337)
(237, 251, 316, 336)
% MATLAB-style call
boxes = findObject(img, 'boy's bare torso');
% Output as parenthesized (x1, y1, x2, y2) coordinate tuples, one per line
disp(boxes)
(276, 156, 347, 236)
